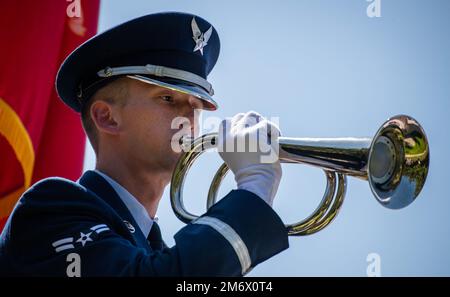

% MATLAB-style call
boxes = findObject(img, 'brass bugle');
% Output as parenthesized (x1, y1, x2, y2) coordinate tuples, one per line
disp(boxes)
(170, 115, 429, 236)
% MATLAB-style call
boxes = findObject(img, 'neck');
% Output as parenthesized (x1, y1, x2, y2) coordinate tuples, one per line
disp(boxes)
(95, 154, 171, 219)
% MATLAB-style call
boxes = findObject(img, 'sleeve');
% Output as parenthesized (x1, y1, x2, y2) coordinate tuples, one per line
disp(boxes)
(174, 189, 289, 276)
(4, 180, 288, 276)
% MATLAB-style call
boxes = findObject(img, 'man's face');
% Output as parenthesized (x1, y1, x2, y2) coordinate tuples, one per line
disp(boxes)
(116, 79, 204, 175)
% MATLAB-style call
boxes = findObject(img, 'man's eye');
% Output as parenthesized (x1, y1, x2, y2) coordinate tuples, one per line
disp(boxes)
(160, 95, 174, 103)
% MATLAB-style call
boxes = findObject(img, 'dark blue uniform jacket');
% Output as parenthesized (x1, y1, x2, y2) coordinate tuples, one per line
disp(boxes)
(0, 170, 288, 276)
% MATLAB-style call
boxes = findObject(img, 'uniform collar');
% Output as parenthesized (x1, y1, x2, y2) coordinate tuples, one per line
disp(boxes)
(93, 170, 154, 238)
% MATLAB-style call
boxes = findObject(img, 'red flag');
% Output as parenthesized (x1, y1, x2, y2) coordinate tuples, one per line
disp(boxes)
(0, 0, 100, 230)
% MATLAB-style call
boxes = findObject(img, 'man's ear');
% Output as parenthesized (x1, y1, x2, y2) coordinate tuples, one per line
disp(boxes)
(90, 100, 121, 135)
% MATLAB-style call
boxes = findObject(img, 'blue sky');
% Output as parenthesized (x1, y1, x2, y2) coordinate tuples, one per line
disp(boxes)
(83, 0, 450, 276)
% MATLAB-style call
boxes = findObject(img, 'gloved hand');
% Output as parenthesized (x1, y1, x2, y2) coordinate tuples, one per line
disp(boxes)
(218, 111, 282, 206)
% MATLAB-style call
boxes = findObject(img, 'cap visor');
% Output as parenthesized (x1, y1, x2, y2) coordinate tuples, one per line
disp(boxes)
(127, 75, 218, 110)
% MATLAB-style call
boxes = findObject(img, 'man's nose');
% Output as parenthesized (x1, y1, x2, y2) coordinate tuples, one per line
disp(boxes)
(187, 99, 203, 136)
(188, 96, 204, 110)
(183, 96, 203, 120)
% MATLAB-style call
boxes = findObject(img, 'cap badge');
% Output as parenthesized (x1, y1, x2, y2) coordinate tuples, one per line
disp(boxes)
(191, 17, 212, 56)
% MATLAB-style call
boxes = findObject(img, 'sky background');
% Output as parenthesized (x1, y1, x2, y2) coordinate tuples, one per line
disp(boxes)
(83, 0, 450, 276)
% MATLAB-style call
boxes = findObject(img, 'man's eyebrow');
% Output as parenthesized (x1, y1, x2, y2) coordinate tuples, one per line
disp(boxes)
(146, 87, 172, 97)
(166, 89, 193, 101)
(151, 87, 177, 95)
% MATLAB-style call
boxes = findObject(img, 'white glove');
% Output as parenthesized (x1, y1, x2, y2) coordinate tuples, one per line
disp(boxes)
(218, 111, 282, 206)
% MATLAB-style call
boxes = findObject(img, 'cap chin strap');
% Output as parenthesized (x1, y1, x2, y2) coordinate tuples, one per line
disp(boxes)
(97, 63, 214, 96)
